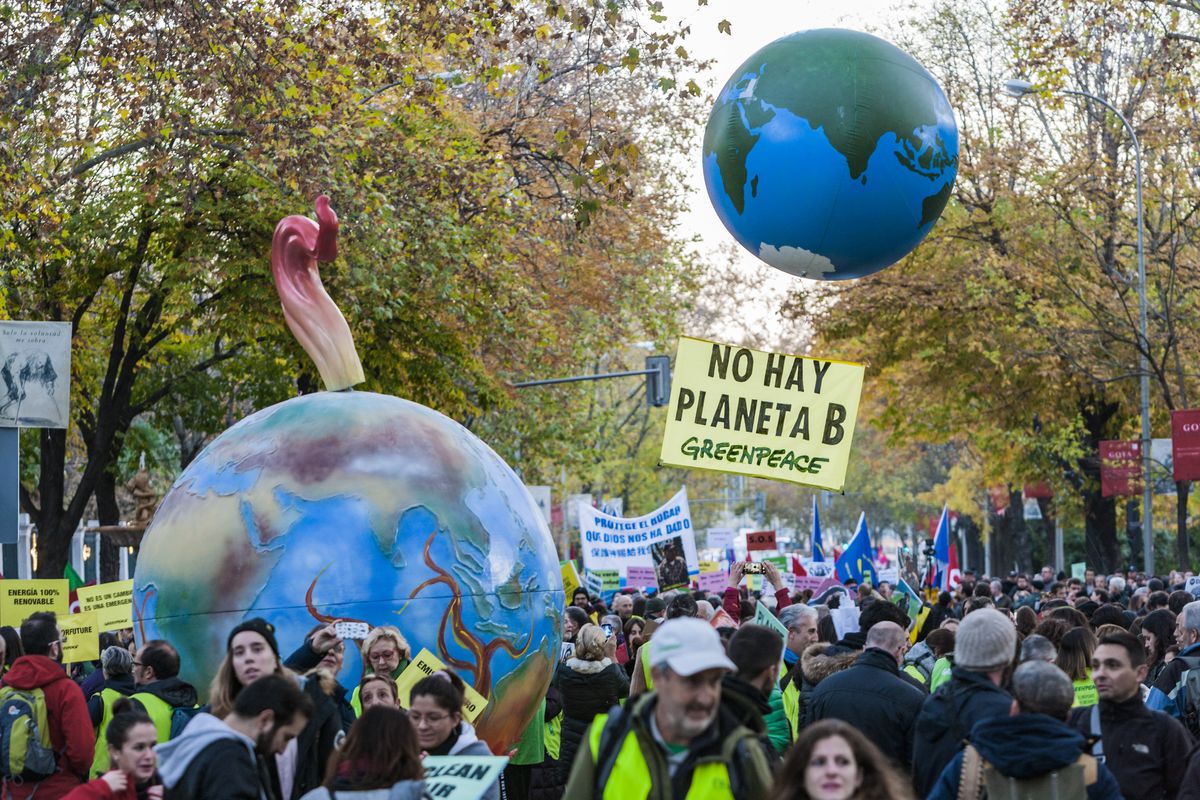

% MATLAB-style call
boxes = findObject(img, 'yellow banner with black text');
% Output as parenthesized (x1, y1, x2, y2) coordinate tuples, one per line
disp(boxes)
(659, 337, 864, 490)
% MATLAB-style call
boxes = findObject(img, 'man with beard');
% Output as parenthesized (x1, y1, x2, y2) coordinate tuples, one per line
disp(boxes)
(563, 618, 774, 799)
(158, 673, 313, 799)
(655, 542, 689, 591)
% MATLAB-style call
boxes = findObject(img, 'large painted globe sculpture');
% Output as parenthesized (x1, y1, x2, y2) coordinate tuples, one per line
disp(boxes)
(132, 198, 562, 751)
(704, 28, 959, 280)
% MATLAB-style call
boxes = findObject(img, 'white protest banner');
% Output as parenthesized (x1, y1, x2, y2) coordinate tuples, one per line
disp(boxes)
(805, 561, 835, 578)
(579, 487, 698, 581)
(876, 567, 899, 586)
(422, 756, 508, 800)
(707, 528, 735, 549)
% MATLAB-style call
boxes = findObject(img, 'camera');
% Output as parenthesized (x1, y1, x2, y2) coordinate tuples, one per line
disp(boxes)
(744, 562, 765, 575)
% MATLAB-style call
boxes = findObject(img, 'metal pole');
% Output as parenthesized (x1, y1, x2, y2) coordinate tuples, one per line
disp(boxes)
(510, 368, 655, 388)
(1061, 89, 1152, 575)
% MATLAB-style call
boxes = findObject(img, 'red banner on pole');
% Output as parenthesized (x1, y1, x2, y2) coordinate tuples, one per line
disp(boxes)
(745, 530, 777, 551)
(1023, 482, 1054, 499)
(1100, 440, 1142, 497)
(1172, 410, 1200, 481)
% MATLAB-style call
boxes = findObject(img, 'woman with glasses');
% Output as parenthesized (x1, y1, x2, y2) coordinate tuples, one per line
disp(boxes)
(350, 626, 412, 715)
(409, 671, 498, 800)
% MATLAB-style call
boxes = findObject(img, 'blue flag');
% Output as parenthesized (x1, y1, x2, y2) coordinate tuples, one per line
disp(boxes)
(933, 503, 950, 563)
(812, 495, 826, 563)
(835, 513, 878, 585)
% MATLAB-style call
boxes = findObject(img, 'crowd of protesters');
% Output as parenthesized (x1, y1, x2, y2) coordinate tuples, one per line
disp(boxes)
(2, 561, 1199, 800)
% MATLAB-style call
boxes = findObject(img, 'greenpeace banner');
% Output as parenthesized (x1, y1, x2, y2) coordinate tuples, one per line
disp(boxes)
(579, 487, 698, 581)
(660, 337, 865, 490)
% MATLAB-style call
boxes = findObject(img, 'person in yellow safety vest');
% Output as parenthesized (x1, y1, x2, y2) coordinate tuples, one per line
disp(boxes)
(563, 618, 774, 800)
(129, 639, 199, 743)
(87, 646, 139, 777)
(348, 625, 411, 716)
(778, 604, 820, 741)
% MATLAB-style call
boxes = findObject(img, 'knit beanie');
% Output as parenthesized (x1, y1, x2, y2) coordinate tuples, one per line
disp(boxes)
(226, 617, 280, 660)
(955, 608, 1016, 671)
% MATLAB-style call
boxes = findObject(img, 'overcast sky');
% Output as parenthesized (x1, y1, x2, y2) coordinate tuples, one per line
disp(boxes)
(661, 0, 933, 342)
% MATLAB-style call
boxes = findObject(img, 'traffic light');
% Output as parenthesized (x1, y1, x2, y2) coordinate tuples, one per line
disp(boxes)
(645, 355, 671, 407)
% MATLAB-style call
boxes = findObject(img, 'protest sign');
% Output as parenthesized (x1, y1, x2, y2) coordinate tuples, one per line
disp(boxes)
(561, 562, 581, 601)
(585, 569, 620, 602)
(626, 565, 657, 588)
(746, 530, 777, 551)
(395, 649, 488, 723)
(830, 606, 860, 640)
(698, 561, 719, 573)
(753, 601, 789, 676)
(76, 580, 134, 631)
(1186, 576, 1200, 597)
(61, 610, 99, 664)
(710, 608, 738, 629)
(422, 756, 509, 800)
(806, 561, 835, 578)
(877, 567, 899, 585)
(0, 579, 68, 627)
(660, 337, 865, 490)
(579, 488, 698, 583)
(1071, 562, 1087, 581)
(696, 571, 728, 593)
(707, 528, 734, 549)
(793, 575, 828, 592)
(764, 555, 788, 571)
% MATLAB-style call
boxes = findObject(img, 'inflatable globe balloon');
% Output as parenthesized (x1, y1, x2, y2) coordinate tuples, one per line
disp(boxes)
(133, 198, 563, 752)
(703, 28, 959, 280)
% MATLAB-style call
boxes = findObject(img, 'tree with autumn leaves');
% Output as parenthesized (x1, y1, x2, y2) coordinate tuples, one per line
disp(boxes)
(790, 0, 1200, 573)
(0, 0, 716, 577)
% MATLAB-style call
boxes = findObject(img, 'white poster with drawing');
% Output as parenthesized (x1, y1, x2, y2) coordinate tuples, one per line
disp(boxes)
(0, 322, 70, 429)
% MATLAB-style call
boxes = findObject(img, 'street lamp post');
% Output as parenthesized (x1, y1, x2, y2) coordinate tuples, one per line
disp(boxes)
(1002, 78, 1153, 575)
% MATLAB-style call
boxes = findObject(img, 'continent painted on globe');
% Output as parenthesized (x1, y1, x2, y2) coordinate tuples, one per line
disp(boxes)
(133, 390, 563, 752)
(703, 28, 959, 280)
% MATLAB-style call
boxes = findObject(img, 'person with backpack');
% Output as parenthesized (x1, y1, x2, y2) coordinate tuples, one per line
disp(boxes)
(1069, 632, 1193, 800)
(1, 611, 95, 799)
(129, 640, 199, 742)
(87, 647, 140, 778)
(928, 660, 1122, 799)
(911, 608, 1016, 798)
(562, 617, 774, 800)
(157, 673, 313, 800)
(64, 698, 162, 800)
(1147, 599, 1200, 730)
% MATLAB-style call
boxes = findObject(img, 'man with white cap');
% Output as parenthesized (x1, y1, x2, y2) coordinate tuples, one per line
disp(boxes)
(563, 617, 774, 799)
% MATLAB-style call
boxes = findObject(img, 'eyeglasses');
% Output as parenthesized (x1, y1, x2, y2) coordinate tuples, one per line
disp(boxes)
(369, 650, 398, 661)
(409, 712, 449, 725)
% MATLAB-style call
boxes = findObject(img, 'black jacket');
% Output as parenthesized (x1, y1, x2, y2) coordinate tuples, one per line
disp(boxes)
(809, 647, 925, 766)
(555, 657, 629, 782)
(283, 639, 355, 733)
(87, 674, 138, 727)
(1069, 694, 1194, 800)
(163, 738, 267, 800)
(911, 666, 1013, 797)
(134, 676, 199, 709)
